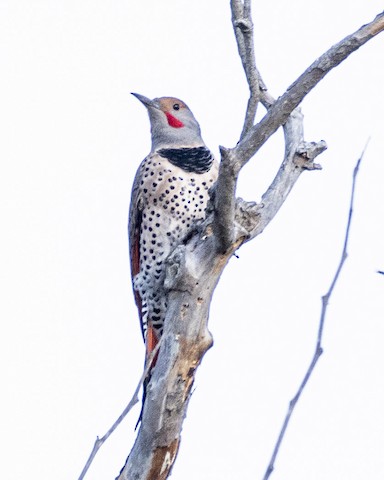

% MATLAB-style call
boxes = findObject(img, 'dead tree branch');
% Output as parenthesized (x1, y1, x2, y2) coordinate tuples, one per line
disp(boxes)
(214, 10, 384, 253)
(117, 240, 228, 480)
(231, 0, 261, 138)
(116, 9, 384, 480)
(263, 141, 369, 480)
(236, 12, 383, 165)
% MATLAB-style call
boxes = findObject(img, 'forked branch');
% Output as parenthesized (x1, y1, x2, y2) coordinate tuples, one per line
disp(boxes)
(235, 12, 384, 164)
(214, 8, 384, 253)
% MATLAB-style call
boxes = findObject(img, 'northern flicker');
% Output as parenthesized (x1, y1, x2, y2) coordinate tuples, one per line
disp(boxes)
(129, 93, 218, 414)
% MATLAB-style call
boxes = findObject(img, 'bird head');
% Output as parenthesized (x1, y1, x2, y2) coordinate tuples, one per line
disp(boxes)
(131, 93, 204, 151)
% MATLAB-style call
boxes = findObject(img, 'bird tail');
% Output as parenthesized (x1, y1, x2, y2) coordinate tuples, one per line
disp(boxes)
(135, 324, 160, 429)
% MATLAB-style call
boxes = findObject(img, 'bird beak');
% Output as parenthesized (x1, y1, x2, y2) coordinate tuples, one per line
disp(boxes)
(131, 93, 160, 110)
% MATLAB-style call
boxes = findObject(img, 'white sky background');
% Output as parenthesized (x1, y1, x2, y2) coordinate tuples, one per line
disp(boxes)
(1, 1, 384, 479)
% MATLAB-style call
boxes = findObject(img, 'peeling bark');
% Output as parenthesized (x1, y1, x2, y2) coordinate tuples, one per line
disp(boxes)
(118, 235, 234, 480)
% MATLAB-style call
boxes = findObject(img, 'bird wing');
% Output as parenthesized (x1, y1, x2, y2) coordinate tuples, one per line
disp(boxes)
(128, 161, 145, 340)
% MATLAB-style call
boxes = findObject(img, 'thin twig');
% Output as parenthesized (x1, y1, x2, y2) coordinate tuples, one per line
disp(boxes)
(77, 341, 162, 480)
(262, 141, 370, 480)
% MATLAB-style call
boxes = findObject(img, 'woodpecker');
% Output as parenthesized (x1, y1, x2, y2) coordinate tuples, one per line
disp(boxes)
(129, 93, 218, 414)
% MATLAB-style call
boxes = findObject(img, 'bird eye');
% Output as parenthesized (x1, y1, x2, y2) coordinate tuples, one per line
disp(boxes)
(173, 103, 180, 111)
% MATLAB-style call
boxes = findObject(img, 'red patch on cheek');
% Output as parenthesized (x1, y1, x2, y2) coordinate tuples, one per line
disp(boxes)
(165, 112, 184, 128)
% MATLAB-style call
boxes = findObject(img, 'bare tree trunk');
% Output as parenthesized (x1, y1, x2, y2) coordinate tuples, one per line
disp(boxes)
(116, 7, 384, 480)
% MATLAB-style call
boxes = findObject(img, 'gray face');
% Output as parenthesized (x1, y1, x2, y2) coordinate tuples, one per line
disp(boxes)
(132, 94, 205, 151)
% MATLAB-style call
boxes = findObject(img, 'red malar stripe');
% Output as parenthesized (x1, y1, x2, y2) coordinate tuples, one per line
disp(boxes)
(165, 112, 184, 128)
